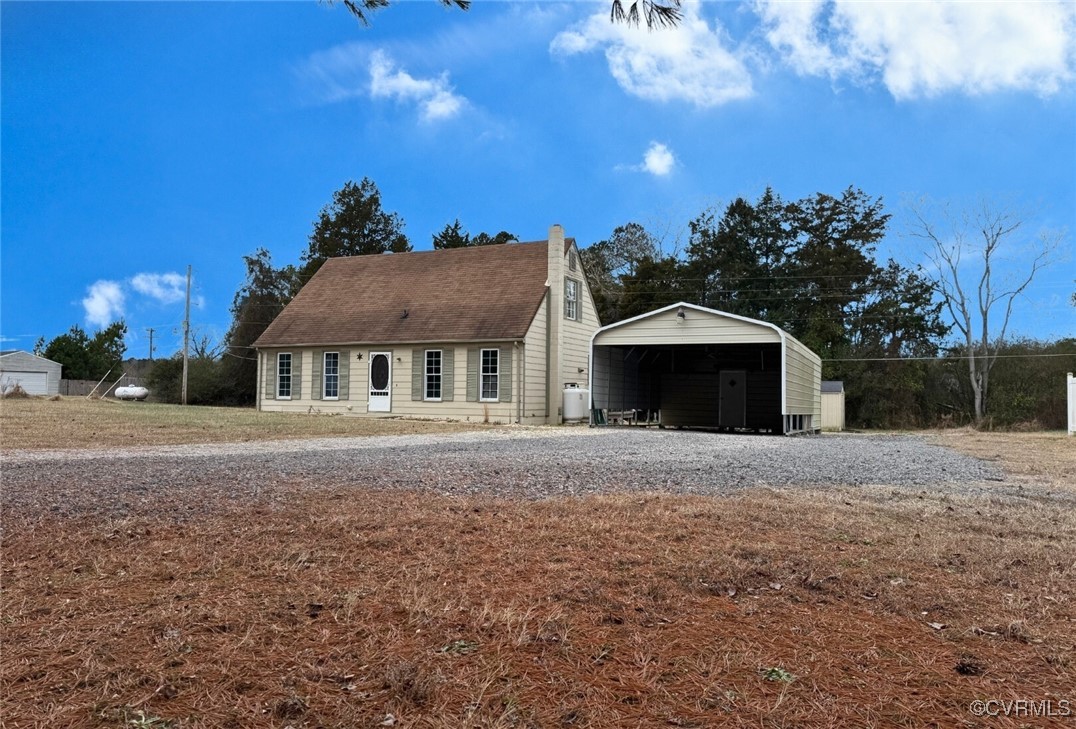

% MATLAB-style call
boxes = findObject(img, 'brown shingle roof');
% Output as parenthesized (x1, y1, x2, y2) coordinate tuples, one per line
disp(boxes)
(254, 240, 563, 347)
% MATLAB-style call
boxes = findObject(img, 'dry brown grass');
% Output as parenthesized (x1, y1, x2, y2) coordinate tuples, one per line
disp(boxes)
(4, 434, 1075, 727)
(929, 429, 1076, 494)
(0, 397, 484, 451)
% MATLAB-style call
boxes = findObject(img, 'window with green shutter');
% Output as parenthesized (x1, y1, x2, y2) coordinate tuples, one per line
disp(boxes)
(277, 353, 292, 399)
(424, 350, 442, 401)
(324, 352, 340, 399)
(480, 348, 499, 401)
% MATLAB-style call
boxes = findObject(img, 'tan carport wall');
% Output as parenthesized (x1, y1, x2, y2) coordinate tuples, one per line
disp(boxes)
(588, 302, 821, 434)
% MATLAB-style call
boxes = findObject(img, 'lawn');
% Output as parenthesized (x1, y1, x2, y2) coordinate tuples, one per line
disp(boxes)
(2, 399, 1074, 727)
(0, 397, 485, 451)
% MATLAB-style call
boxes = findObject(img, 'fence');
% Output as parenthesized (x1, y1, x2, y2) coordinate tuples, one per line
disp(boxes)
(1068, 373, 1075, 436)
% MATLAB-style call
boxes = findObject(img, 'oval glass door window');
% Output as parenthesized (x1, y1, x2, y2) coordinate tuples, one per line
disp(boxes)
(371, 355, 389, 391)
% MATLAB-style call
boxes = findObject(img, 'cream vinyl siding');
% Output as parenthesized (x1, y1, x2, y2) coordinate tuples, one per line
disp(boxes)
(522, 296, 548, 421)
(560, 246, 599, 387)
(259, 344, 540, 424)
(783, 335, 822, 418)
(821, 390, 845, 431)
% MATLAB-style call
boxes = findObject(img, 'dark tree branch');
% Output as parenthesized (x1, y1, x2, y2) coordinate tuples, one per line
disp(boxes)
(335, 0, 679, 28)
(339, 0, 470, 26)
(611, 0, 682, 28)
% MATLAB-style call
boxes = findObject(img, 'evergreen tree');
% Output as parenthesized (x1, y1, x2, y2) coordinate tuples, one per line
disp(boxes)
(221, 248, 296, 405)
(685, 189, 795, 322)
(432, 219, 470, 249)
(41, 322, 127, 380)
(298, 178, 410, 286)
(432, 219, 516, 249)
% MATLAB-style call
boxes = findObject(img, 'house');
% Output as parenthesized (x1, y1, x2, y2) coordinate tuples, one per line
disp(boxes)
(253, 225, 599, 424)
(589, 303, 822, 434)
(0, 350, 62, 396)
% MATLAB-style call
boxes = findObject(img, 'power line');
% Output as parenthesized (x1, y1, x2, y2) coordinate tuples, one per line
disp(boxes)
(222, 351, 259, 361)
(824, 353, 1076, 362)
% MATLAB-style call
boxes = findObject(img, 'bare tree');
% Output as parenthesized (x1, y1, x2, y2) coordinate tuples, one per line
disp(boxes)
(908, 199, 1061, 424)
(190, 329, 224, 360)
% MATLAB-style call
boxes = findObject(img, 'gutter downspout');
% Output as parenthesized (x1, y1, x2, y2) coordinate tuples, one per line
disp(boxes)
(545, 288, 552, 420)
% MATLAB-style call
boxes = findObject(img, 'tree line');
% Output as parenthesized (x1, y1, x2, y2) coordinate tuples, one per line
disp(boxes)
(37, 177, 1070, 428)
(582, 188, 1070, 429)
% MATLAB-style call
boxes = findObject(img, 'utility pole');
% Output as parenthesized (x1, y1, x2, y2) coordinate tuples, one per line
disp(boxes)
(146, 328, 155, 360)
(181, 265, 191, 405)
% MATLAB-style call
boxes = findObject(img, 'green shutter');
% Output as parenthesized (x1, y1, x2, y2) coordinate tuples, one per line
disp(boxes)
(264, 352, 275, 400)
(312, 350, 323, 400)
(499, 347, 513, 402)
(339, 350, 350, 400)
(442, 348, 455, 401)
(466, 348, 479, 402)
(412, 349, 423, 401)
(292, 352, 303, 400)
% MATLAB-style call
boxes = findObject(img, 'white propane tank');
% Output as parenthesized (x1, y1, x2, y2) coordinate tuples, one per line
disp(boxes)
(562, 384, 589, 422)
(115, 386, 150, 401)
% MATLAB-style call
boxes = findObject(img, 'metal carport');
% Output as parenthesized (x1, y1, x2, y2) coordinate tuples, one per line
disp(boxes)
(588, 302, 821, 434)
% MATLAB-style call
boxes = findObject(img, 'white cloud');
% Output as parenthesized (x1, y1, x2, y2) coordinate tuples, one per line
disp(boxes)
(130, 272, 187, 305)
(642, 142, 676, 176)
(369, 50, 466, 122)
(295, 45, 468, 122)
(756, 0, 1076, 99)
(550, 1, 753, 107)
(82, 280, 125, 328)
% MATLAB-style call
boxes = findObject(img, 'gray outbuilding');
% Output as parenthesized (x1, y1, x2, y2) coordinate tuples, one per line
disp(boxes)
(589, 302, 821, 434)
(0, 350, 62, 396)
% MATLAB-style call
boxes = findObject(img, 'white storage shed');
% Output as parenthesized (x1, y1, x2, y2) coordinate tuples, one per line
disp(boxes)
(0, 350, 62, 396)
(589, 303, 821, 434)
(821, 380, 846, 431)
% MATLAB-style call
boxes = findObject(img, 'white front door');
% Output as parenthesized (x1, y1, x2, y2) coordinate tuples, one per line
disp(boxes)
(368, 352, 392, 412)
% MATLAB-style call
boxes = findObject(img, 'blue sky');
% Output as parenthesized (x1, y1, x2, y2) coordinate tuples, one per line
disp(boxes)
(2, 0, 1074, 359)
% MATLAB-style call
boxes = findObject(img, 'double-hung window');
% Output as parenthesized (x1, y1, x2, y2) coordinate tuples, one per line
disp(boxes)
(323, 352, 339, 399)
(565, 278, 579, 321)
(277, 353, 292, 399)
(424, 350, 442, 401)
(480, 348, 499, 401)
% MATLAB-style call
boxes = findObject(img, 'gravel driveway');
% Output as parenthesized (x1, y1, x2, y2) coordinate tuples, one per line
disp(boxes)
(1, 428, 1018, 519)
